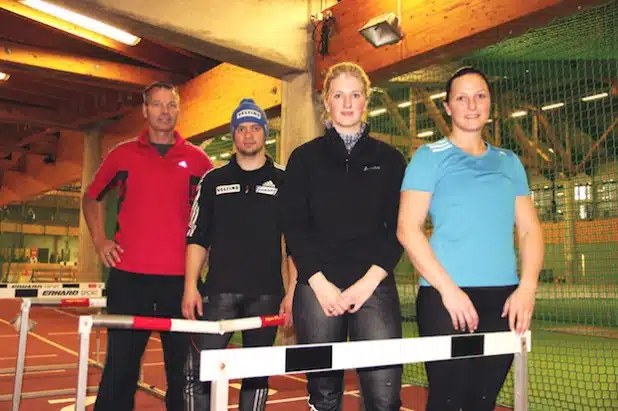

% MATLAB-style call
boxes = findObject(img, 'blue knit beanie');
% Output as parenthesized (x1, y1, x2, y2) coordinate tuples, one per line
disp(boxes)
(231, 98, 268, 137)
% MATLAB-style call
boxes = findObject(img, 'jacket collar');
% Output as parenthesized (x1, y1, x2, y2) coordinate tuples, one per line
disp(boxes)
(324, 123, 372, 158)
(137, 129, 184, 148)
(229, 153, 273, 171)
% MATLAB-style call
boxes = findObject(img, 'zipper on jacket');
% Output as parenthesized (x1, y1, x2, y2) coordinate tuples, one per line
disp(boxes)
(345, 157, 349, 173)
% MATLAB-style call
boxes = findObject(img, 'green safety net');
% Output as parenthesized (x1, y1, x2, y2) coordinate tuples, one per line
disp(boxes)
(368, 1, 618, 409)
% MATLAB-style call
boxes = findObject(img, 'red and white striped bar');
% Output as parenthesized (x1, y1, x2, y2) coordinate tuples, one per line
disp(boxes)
(84, 313, 285, 334)
(199, 331, 531, 411)
(75, 313, 286, 411)
(31, 297, 107, 308)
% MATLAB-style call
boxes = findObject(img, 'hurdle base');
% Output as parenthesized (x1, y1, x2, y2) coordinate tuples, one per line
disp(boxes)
(0, 363, 77, 375)
(0, 386, 98, 402)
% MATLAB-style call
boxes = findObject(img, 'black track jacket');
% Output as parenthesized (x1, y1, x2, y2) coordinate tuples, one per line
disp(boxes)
(280, 126, 406, 289)
(187, 155, 285, 296)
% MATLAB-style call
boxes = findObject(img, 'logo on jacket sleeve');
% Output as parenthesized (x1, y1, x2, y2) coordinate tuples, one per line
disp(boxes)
(363, 165, 381, 171)
(216, 184, 241, 195)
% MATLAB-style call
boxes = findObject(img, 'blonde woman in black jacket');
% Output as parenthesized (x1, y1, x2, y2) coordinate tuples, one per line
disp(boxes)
(281, 62, 406, 411)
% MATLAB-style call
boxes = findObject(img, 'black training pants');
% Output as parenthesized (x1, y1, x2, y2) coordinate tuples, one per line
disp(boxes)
(417, 285, 517, 411)
(94, 268, 188, 411)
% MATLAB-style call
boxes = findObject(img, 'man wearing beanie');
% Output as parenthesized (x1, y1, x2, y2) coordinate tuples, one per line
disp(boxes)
(182, 98, 297, 411)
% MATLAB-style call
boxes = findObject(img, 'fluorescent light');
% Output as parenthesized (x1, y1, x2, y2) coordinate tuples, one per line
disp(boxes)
(487, 119, 493, 123)
(368, 108, 387, 117)
(20, 0, 141, 46)
(265, 139, 276, 145)
(417, 130, 434, 138)
(430, 92, 447, 100)
(548, 148, 555, 153)
(398, 101, 412, 108)
(511, 110, 527, 118)
(541, 102, 565, 111)
(0, 72, 10, 81)
(209, 155, 217, 160)
(581, 92, 608, 102)
(219, 152, 231, 159)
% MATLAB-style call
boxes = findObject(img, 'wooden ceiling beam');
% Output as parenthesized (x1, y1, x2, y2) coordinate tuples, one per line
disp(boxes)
(0, 0, 215, 75)
(0, 129, 82, 204)
(0, 101, 73, 128)
(0, 87, 68, 110)
(316, 0, 607, 88)
(102, 63, 282, 149)
(0, 75, 77, 101)
(0, 40, 187, 89)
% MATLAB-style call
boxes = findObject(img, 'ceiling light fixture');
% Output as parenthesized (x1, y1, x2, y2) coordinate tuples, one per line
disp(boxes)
(20, 0, 141, 46)
(417, 130, 434, 138)
(368, 108, 387, 117)
(581, 92, 609, 102)
(541, 102, 565, 111)
(359, 12, 403, 48)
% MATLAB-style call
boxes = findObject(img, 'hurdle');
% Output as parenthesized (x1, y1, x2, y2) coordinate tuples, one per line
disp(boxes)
(5, 296, 106, 411)
(76, 313, 286, 411)
(198, 331, 531, 411)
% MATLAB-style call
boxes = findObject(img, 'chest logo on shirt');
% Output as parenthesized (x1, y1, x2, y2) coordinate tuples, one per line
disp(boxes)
(216, 184, 241, 195)
(178, 160, 188, 168)
(256, 180, 278, 196)
(363, 165, 381, 171)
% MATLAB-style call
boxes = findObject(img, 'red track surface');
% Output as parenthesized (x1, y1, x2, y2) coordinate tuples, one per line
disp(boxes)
(0, 299, 511, 411)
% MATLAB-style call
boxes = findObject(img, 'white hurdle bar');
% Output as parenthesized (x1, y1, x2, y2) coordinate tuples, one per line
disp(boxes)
(200, 331, 531, 411)
(7, 297, 106, 411)
(76, 313, 286, 411)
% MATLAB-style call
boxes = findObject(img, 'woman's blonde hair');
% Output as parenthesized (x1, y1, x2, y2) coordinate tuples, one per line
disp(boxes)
(321, 62, 371, 122)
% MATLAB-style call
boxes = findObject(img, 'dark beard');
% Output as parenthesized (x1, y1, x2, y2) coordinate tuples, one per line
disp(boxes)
(237, 146, 263, 157)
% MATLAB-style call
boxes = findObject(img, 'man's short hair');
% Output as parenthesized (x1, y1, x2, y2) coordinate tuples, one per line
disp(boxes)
(142, 81, 180, 104)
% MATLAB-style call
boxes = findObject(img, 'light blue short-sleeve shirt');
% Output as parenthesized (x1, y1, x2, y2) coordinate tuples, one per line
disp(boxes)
(401, 138, 530, 287)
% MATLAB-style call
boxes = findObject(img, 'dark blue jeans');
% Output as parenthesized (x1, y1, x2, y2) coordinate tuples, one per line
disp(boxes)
(417, 285, 517, 411)
(184, 292, 281, 411)
(293, 283, 403, 411)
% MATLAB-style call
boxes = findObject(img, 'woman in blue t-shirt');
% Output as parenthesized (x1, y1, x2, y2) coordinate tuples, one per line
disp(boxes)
(397, 66, 544, 411)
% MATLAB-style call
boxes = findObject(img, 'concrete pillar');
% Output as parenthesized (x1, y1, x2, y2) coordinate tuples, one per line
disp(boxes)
(278, 72, 324, 164)
(77, 128, 103, 282)
(563, 179, 577, 283)
(276, 72, 322, 345)
(408, 89, 417, 157)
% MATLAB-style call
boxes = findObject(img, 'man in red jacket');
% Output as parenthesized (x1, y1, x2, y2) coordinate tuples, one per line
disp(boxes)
(83, 81, 213, 411)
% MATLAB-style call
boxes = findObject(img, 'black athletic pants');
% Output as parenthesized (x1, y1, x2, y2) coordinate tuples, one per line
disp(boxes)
(417, 285, 517, 411)
(184, 292, 281, 411)
(94, 268, 188, 411)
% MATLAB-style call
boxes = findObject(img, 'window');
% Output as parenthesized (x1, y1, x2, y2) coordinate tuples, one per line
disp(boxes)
(574, 184, 591, 201)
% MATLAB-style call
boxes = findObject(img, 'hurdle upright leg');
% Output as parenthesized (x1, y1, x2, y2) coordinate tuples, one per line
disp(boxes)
(76, 316, 93, 411)
(514, 336, 529, 411)
(210, 378, 229, 411)
(12, 298, 32, 411)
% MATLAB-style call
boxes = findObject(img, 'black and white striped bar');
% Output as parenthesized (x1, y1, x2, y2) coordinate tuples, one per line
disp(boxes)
(200, 331, 530, 380)
(200, 331, 531, 411)
(0, 282, 105, 299)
